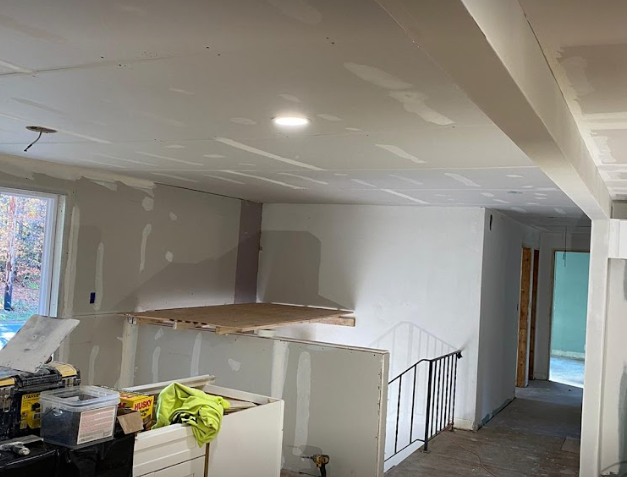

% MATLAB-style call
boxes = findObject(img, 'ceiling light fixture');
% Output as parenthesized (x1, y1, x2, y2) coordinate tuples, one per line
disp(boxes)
(272, 116, 310, 127)
(24, 126, 57, 152)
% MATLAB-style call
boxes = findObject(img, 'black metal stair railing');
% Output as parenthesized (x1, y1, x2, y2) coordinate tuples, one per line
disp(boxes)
(386, 350, 463, 461)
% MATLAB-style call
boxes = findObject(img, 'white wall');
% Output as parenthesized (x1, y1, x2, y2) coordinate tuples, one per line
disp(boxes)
(258, 204, 487, 433)
(598, 258, 627, 475)
(476, 211, 539, 426)
(534, 231, 591, 380)
(0, 154, 245, 384)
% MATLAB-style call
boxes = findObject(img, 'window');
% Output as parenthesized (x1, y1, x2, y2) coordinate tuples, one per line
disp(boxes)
(0, 187, 63, 348)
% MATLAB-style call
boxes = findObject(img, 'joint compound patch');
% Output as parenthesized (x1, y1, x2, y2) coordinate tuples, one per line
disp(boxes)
(140, 224, 152, 273)
(142, 197, 154, 211)
(228, 359, 241, 371)
(266, 0, 322, 25)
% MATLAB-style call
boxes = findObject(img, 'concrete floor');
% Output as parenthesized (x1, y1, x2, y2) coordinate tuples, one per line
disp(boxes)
(386, 381, 582, 476)
(550, 356, 584, 388)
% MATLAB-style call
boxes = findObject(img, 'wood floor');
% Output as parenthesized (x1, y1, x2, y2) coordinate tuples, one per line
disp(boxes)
(386, 381, 582, 477)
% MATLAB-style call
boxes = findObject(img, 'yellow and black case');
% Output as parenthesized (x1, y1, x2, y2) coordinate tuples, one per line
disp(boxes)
(0, 361, 80, 439)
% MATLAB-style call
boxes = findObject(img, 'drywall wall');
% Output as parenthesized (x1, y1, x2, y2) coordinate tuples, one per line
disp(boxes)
(551, 252, 589, 358)
(599, 258, 627, 475)
(258, 204, 486, 439)
(0, 153, 252, 383)
(476, 210, 539, 426)
(534, 232, 591, 379)
(132, 325, 389, 477)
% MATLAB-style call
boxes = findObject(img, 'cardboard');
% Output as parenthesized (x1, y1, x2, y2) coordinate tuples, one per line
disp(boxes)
(117, 409, 144, 434)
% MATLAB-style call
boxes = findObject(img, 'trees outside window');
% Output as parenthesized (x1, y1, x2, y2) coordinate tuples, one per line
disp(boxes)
(0, 193, 48, 322)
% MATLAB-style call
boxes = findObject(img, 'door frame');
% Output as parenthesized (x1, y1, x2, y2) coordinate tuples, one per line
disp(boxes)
(516, 247, 533, 387)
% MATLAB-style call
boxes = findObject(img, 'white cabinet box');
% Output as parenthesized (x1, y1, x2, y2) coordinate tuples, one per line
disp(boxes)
(127, 376, 284, 477)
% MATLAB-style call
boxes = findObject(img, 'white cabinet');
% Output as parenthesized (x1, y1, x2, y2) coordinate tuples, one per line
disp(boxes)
(128, 377, 284, 477)
(153, 457, 205, 477)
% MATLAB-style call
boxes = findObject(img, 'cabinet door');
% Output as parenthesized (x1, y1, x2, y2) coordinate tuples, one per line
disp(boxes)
(153, 457, 205, 477)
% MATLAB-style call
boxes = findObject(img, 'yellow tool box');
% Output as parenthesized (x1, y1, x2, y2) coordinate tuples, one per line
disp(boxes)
(0, 361, 80, 439)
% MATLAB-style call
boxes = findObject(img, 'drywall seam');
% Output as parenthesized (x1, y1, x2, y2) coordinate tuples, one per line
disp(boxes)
(376, 353, 389, 476)
(191, 332, 202, 376)
(294, 351, 311, 454)
(94, 243, 104, 311)
(214, 138, 322, 171)
(0, 152, 155, 193)
(118, 320, 138, 388)
(88, 344, 100, 384)
(270, 340, 290, 399)
(234, 201, 262, 303)
(152, 347, 161, 382)
(62, 205, 80, 318)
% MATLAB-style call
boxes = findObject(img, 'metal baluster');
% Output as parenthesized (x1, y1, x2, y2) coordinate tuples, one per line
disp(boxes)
(423, 361, 434, 452)
(435, 359, 441, 437)
(395, 375, 402, 453)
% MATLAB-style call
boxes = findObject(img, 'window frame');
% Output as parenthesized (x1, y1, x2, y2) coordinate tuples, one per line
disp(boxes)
(0, 186, 64, 318)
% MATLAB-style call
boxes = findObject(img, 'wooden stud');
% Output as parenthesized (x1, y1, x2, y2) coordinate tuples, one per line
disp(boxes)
(516, 247, 532, 388)
(528, 249, 540, 380)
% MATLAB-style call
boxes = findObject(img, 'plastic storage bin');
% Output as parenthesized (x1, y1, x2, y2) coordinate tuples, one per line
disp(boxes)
(40, 385, 120, 448)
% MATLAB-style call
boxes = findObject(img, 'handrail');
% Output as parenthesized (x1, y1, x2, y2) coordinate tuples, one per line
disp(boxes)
(386, 350, 463, 461)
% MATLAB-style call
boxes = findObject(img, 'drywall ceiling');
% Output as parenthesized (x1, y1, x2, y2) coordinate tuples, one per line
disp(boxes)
(520, 0, 627, 202)
(0, 0, 586, 227)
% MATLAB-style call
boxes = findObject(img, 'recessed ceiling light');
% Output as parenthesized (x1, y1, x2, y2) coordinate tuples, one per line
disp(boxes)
(272, 116, 310, 127)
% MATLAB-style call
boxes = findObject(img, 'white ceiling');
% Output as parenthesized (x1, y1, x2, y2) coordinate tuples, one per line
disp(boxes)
(521, 0, 627, 202)
(0, 0, 587, 228)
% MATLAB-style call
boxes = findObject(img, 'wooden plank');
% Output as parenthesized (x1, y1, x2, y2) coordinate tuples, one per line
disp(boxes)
(516, 248, 533, 388)
(126, 303, 355, 335)
(528, 249, 540, 380)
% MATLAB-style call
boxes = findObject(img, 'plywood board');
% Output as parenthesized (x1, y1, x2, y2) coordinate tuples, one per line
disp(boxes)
(516, 248, 532, 388)
(0, 315, 80, 372)
(125, 303, 355, 335)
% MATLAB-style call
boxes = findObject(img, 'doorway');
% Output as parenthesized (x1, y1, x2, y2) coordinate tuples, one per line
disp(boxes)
(549, 251, 590, 388)
(0, 187, 61, 348)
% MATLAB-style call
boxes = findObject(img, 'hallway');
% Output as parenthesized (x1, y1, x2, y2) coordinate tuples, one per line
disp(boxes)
(386, 381, 582, 476)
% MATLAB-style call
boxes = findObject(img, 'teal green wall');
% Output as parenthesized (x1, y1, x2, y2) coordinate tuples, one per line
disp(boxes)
(551, 251, 590, 356)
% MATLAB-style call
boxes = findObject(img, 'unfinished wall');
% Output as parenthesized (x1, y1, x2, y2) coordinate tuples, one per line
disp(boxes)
(534, 231, 591, 380)
(0, 154, 248, 384)
(258, 204, 486, 433)
(132, 325, 389, 477)
(476, 210, 539, 426)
